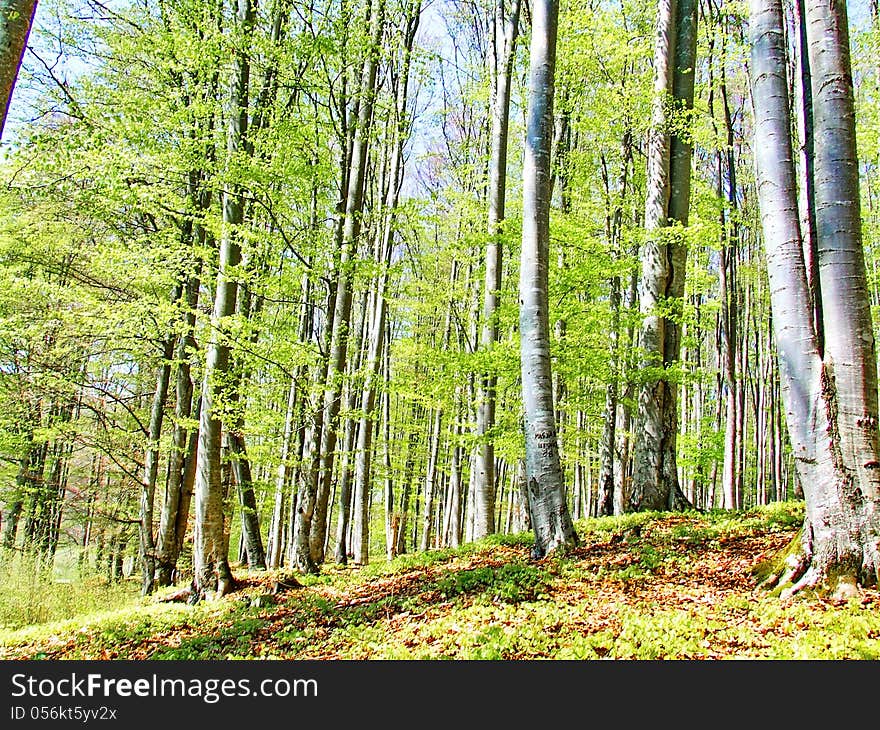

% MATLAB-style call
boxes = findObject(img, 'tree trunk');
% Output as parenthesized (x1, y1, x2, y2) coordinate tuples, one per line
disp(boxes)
(268, 378, 297, 569)
(519, 0, 577, 558)
(474, 0, 521, 541)
(2, 430, 43, 551)
(597, 132, 631, 516)
(191, 0, 254, 600)
(629, 0, 697, 512)
(226, 431, 266, 570)
(308, 0, 385, 570)
(419, 407, 443, 552)
(381, 329, 395, 559)
(0, 0, 37, 139)
(349, 3, 418, 564)
(139, 335, 175, 596)
(793, 0, 823, 351)
(155, 269, 201, 587)
(393, 403, 421, 557)
(750, 0, 880, 595)
(224, 286, 266, 571)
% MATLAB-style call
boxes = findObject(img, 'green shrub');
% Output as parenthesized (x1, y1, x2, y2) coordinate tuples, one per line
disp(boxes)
(434, 562, 551, 603)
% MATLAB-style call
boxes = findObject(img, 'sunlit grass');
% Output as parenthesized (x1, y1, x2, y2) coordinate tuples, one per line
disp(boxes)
(4, 501, 880, 660)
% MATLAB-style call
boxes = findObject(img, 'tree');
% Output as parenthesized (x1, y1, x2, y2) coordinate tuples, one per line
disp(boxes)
(349, 0, 420, 566)
(473, 0, 521, 540)
(629, 0, 697, 512)
(192, 0, 255, 600)
(291, 0, 387, 574)
(0, 0, 37, 139)
(750, 0, 880, 595)
(519, 0, 577, 558)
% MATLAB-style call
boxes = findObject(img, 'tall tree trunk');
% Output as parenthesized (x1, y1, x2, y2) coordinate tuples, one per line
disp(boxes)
(419, 407, 443, 552)
(750, 0, 880, 595)
(707, 31, 742, 512)
(192, 0, 253, 600)
(597, 131, 631, 516)
(224, 287, 266, 571)
(2, 426, 43, 551)
(349, 2, 419, 564)
(268, 378, 297, 569)
(139, 335, 175, 596)
(155, 72, 214, 586)
(519, 0, 577, 558)
(332, 379, 360, 564)
(381, 328, 395, 560)
(793, 0, 823, 351)
(226, 430, 266, 570)
(614, 265, 638, 514)
(473, 0, 521, 540)
(392, 403, 421, 557)
(445, 396, 464, 548)
(155, 267, 201, 587)
(629, 0, 696, 512)
(306, 0, 385, 570)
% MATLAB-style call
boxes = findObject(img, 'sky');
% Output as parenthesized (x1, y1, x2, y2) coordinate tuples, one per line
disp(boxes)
(3, 0, 876, 163)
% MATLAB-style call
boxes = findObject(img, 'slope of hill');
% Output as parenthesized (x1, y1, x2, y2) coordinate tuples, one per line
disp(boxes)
(3, 503, 880, 660)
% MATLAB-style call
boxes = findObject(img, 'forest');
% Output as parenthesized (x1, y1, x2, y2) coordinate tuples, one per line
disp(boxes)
(0, 0, 879, 660)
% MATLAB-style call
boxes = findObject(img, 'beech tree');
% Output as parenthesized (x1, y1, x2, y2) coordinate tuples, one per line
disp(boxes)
(291, 0, 387, 573)
(519, 0, 577, 557)
(3, 0, 880, 603)
(629, 0, 697, 512)
(473, 0, 521, 540)
(750, 0, 880, 595)
(192, 0, 255, 600)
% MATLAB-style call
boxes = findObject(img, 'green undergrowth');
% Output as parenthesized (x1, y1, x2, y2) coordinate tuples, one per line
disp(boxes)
(0, 554, 141, 632)
(4, 501, 880, 660)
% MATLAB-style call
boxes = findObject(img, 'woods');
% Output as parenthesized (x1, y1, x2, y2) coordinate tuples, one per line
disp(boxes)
(0, 0, 878, 611)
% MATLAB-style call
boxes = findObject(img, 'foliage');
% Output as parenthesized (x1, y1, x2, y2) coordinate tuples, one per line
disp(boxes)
(0, 553, 141, 631)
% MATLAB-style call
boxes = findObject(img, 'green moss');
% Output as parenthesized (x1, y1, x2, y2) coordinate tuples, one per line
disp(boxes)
(752, 529, 803, 592)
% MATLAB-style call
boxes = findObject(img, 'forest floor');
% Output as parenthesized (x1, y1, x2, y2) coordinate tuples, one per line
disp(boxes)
(3, 501, 880, 660)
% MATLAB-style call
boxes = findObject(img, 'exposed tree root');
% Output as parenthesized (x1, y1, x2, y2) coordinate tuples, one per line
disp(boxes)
(754, 527, 863, 600)
(669, 483, 695, 512)
(779, 568, 861, 601)
(272, 574, 303, 594)
(753, 530, 805, 591)
(156, 586, 192, 603)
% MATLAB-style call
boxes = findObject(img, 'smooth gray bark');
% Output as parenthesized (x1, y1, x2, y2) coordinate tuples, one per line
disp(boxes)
(192, 0, 253, 600)
(750, 0, 880, 594)
(793, 0, 822, 350)
(519, 0, 577, 558)
(474, 0, 521, 540)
